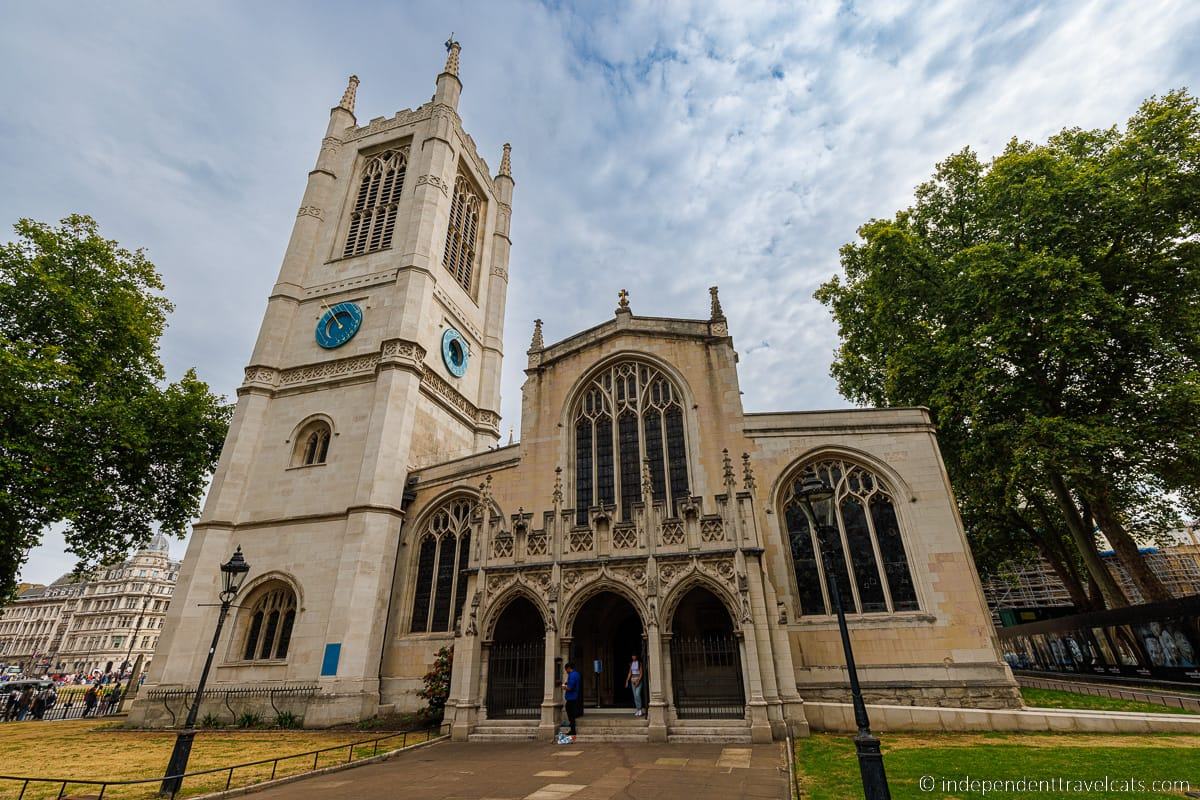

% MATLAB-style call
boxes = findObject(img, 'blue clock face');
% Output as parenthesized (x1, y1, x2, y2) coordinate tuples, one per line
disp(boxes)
(315, 302, 363, 349)
(442, 328, 469, 377)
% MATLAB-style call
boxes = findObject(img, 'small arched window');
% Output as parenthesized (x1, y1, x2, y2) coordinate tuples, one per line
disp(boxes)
(239, 583, 298, 661)
(409, 498, 474, 633)
(293, 420, 332, 467)
(781, 459, 919, 616)
(343, 148, 408, 257)
(572, 360, 690, 524)
(442, 173, 481, 294)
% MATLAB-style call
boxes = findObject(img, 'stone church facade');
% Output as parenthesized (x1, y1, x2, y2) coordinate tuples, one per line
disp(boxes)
(130, 43, 1020, 741)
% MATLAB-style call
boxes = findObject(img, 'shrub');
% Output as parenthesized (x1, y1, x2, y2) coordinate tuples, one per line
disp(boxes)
(274, 711, 302, 729)
(236, 711, 264, 728)
(199, 713, 223, 729)
(416, 646, 453, 724)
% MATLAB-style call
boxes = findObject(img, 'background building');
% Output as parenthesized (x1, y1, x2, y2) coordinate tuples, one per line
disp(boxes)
(0, 534, 179, 675)
(982, 524, 1200, 625)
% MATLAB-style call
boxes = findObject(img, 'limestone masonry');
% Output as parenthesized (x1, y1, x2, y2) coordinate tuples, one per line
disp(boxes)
(129, 42, 1020, 741)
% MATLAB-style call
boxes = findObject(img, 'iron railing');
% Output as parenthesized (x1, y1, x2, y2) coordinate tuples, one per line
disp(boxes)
(0, 726, 442, 800)
(146, 683, 319, 727)
(1, 697, 122, 723)
(486, 640, 544, 719)
(670, 634, 746, 719)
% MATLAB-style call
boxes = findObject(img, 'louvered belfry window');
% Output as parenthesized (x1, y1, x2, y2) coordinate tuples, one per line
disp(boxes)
(442, 173, 481, 294)
(343, 148, 408, 257)
(573, 361, 691, 525)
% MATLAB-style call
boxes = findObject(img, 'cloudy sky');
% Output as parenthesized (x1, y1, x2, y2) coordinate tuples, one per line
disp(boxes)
(4, 0, 1198, 584)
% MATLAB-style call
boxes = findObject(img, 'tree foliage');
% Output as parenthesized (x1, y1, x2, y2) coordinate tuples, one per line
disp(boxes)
(817, 90, 1200, 607)
(0, 215, 231, 599)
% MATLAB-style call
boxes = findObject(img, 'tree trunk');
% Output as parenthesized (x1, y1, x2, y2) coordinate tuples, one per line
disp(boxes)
(1015, 506, 1095, 611)
(1087, 485, 1173, 603)
(1047, 472, 1129, 608)
(1034, 536, 1094, 610)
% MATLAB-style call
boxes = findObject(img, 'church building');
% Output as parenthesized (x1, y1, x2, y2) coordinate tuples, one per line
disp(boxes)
(130, 42, 1020, 742)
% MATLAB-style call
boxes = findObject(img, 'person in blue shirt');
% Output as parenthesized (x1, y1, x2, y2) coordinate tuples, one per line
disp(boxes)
(561, 662, 582, 735)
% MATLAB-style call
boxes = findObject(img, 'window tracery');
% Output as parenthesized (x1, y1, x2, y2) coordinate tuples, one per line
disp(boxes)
(409, 498, 474, 633)
(572, 361, 690, 525)
(293, 420, 331, 466)
(781, 459, 919, 616)
(240, 583, 297, 661)
(343, 148, 408, 257)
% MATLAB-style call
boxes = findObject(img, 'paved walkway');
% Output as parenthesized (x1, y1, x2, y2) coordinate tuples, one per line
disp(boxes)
(251, 740, 788, 800)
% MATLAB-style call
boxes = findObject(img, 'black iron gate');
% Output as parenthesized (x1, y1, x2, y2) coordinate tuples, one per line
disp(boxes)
(486, 640, 544, 719)
(670, 634, 745, 719)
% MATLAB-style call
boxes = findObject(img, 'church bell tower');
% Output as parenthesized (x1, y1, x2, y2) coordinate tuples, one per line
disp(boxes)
(135, 40, 514, 725)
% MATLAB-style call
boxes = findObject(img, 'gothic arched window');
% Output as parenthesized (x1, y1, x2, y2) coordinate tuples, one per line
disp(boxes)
(409, 498, 474, 633)
(239, 583, 298, 661)
(343, 148, 408, 257)
(442, 173, 481, 294)
(572, 361, 690, 525)
(781, 459, 919, 616)
(293, 420, 332, 467)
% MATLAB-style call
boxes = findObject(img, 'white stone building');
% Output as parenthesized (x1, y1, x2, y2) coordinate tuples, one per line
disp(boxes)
(130, 42, 1020, 740)
(0, 535, 179, 675)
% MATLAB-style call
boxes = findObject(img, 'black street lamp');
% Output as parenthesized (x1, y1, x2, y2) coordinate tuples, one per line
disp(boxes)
(160, 547, 249, 796)
(798, 472, 891, 800)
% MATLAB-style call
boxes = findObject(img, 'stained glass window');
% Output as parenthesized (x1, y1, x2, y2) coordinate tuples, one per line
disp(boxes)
(571, 361, 691, 523)
(410, 498, 475, 633)
(781, 459, 920, 616)
(239, 584, 297, 660)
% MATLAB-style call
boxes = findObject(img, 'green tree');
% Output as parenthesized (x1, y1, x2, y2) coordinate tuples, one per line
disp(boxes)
(817, 91, 1200, 607)
(417, 646, 453, 723)
(0, 215, 231, 599)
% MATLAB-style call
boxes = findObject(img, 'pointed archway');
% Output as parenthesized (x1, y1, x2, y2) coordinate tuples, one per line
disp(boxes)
(570, 591, 645, 709)
(485, 596, 544, 719)
(669, 585, 745, 718)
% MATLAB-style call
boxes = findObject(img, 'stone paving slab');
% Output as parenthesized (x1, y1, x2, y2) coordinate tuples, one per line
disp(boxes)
(248, 740, 787, 800)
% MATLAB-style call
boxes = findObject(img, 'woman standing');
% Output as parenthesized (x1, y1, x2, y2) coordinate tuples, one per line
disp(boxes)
(624, 653, 644, 717)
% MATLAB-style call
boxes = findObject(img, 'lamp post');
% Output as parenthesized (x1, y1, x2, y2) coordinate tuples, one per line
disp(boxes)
(160, 547, 249, 796)
(797, 473, 891, 800)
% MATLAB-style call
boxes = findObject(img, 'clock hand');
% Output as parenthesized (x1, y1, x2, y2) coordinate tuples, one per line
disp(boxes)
(319, 299, 344, 331)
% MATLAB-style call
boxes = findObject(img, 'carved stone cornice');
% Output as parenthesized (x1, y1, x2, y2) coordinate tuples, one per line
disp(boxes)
(344, 108, 425, 142)
(416, 174, 450, 197)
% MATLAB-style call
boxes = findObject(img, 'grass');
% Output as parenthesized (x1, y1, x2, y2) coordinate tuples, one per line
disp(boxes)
(795, 732, 1200, 799)
(0, 719, 437, 800)
(1020, 686, 1197, 715)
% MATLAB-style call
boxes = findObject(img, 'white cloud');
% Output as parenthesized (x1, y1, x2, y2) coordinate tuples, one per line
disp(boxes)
(3, 0, 1197, 583)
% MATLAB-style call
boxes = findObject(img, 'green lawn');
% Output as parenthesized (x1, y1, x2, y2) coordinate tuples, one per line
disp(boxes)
(795, 733, 1199, 799)
(1021, 686, 1197, 715)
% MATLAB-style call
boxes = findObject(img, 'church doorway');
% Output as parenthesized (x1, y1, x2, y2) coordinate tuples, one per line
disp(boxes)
(570, 591, 645, 709)
(485, 596, 544, 720)
(669, 586, 745, 718)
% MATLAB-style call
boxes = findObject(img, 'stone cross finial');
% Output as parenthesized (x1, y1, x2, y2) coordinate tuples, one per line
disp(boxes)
(742, 452, 756, 491)
(444, 36, 462, 76)
(617, 288, 630, 313)
(499, 143, 512, 177)
(553, 466, 563, 505)
(339, 75, 360, 113)
(722, 448, 736, 487)
(709, 286, 725, 321)
(529, 318, 544, 352)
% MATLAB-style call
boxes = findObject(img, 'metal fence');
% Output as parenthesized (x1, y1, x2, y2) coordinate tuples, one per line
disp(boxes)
(146, 683, 319, 727)
(0, 726, 442, 800)
(670, 634, 746, 719)
(1, 688, 124, 724)
(486, 640, 544, 719)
